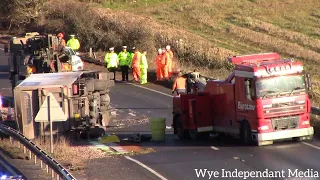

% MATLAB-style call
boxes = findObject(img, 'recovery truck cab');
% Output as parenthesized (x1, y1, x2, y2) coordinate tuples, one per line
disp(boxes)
(173, 53, 313, 146)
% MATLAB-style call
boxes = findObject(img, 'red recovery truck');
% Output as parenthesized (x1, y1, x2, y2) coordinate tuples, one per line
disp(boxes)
(172, 53, 314, 146)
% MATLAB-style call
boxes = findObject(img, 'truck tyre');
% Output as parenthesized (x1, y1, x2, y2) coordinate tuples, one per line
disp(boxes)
(100, 94, 110, 103)
(240, 121, 252, 145)
(101, 110, 111, 127)
(94, 80, 108, 91)
(99, 89, 110, 95)
(86, 79, 95, 92)
(188, 129, 198, 140)
(100, 105, 110, 111)
(175, 116, 188, 140)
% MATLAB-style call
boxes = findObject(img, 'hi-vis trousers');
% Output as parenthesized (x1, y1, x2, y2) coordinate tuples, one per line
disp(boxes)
(132, 66, 141, 82)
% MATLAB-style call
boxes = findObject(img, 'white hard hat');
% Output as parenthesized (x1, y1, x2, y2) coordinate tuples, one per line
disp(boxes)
(158, 48, 162, 53)
(166, 45, 170, 50)
(109, 47, 114, 51)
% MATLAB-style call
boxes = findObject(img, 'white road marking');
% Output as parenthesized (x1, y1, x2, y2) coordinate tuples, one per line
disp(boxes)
(0, 157, 18, 176)
(124, 156, 168, 180)
(302, 142, 320, 150)
(211, 146, 219, 150)
(127, 82, 173, 97)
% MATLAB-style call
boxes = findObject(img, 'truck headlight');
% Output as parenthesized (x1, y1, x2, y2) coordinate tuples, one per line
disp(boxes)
(263, 104, 272, 109)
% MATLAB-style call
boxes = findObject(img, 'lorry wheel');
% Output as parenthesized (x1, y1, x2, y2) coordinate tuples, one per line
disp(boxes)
(240, 121, 252, 145)
(188, 129, 198, 140)
(85, 79, 95, 92)
(101, 110, 111, 127)
(175, 117, 187, 140)
(100, 105, 110, 111)
(94, 80, 108, 91)
(99, 89, 110, 95)
(100, 94, 110, 104)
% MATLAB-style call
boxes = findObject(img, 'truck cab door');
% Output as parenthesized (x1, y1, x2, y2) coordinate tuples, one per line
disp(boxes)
(234, 77, 257, 123)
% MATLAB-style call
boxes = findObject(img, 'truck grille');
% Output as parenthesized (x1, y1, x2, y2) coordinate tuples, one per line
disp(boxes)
(271, 116, 299, 130)
(264, 102, 305, 117)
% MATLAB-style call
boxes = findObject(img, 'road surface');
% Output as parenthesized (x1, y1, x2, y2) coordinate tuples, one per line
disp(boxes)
(0, 155, 23, 179)
(3, 44, 320, 180)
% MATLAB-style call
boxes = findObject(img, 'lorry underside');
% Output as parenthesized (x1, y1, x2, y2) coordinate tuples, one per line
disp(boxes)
(14, 71, 115, 140)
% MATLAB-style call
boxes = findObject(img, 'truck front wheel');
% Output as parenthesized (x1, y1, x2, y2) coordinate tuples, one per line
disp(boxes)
(240, 121, 252, 145)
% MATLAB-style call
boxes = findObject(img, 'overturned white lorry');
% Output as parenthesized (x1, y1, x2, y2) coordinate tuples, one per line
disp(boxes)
(13, 71, 114, 140)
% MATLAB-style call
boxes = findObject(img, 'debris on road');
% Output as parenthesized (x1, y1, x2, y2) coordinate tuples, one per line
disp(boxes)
(98, 134, 120, 143)
(110, 116, 150, 129)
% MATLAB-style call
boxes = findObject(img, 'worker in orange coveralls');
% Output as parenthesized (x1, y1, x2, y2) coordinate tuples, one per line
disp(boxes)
(155, 48, 163, 80)
(160, 48, 169, 79)
(57, 33, 66, 52)
(131, 47, 141, 82)
(172, 71, 186, 96)
(166, 45, 174, 76)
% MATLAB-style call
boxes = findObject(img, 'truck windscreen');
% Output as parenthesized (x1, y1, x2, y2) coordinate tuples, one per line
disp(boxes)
(256, 74, 306, 98)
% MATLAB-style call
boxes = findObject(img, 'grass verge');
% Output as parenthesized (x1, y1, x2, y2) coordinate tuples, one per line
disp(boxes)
(0, 136, 108, 170)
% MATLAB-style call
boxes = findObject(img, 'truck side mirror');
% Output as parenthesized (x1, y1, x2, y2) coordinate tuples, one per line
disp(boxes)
(306, 73, 312, 91)
(245, 80, 252, 100)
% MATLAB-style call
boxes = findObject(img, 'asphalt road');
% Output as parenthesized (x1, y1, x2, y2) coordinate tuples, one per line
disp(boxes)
(0, 154, 23, 179)
(109, 81, 173, 133)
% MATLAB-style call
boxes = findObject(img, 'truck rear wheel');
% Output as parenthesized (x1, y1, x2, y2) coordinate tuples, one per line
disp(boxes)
(100, 94, 110, 105)
(85, 79, 95, 92)
(240, 121, 252, 145)
(101, 110, 111, 127)
(175, 116, 188, 140)
(94, 80, 109, 91)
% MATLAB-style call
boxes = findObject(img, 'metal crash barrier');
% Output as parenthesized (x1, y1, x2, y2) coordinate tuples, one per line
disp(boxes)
(0, 123, 76, 180)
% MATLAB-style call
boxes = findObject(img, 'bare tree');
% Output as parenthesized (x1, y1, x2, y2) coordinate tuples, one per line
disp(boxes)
(0, 0, 47, 30)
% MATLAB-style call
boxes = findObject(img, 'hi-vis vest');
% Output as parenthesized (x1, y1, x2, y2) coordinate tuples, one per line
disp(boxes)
(118, 51, 130, 66)
(105, 52, 118, 68)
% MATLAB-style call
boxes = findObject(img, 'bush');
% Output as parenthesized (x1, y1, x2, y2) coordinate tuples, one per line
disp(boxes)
(0, 0, 48, 31)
